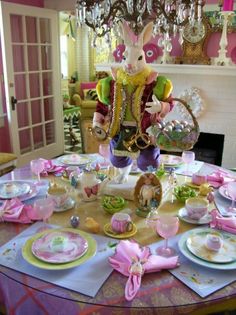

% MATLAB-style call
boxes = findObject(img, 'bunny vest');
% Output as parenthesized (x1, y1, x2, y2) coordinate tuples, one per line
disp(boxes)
(95, 67, 173, 158)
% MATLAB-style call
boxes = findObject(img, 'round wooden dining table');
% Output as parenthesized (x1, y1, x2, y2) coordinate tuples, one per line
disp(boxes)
(0, 162, 236, 315)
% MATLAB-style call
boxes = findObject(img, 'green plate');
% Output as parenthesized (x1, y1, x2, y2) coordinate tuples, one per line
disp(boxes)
(22, 228, 97, 270)
(178, 227, 236, 270)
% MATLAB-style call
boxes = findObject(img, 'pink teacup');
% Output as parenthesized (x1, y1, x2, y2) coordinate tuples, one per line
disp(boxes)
(111, 213, 133, 234)
(192, 172, 207, 186)
(185, 197, 209, 220)
(47, 186, 68, 208)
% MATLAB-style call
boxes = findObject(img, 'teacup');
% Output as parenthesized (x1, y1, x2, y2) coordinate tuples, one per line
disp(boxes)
(111, 213, 133, 234)
(205, 233, 223, 251)
(192, 172, 207, 186)
(185, 197, 209, 220)
(47, 186, 68, 208)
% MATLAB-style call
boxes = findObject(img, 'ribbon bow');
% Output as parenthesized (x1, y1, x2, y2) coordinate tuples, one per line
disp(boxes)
(84, 184, 99, 198)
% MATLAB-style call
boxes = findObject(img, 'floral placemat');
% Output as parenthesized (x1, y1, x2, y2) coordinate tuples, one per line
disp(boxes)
(149, 232, 236, 298)
(0, 222, 115, 298)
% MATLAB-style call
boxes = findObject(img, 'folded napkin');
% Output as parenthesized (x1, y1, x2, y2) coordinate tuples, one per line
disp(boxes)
(0, 198, 33, 224)
(210, 209, 236, 234)
(41, 159, 65, 176)
(207, 171, 235, 188)
(108, 240, 178, 301)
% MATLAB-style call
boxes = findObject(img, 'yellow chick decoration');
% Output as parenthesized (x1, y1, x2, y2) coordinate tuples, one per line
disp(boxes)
(199, 183, 213, 196)
(85, 217, 100, 233)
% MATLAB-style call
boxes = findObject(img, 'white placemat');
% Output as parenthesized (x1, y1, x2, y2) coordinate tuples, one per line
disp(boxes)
(0, 222, 115, 298)
(174, 160, 204, 176)
(149, 232, 236, 298)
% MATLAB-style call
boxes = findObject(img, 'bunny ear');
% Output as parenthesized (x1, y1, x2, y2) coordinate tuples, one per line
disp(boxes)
(119, 21, 138, 45)
(137, 22, 154, 47)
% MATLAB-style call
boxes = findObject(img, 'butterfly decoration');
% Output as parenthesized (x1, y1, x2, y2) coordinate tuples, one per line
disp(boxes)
(84, 184, 99, 198)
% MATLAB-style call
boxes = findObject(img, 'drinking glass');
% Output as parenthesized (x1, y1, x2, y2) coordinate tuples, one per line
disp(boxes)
(182, 151, 195, 180)
(145, 207, 159, 232)
(33, 198, 54, 222)
(99, 144, 110, 166)
(30, 159, 45, 185)
(156, 214, 179, 257)
(226, 182, 236, 214)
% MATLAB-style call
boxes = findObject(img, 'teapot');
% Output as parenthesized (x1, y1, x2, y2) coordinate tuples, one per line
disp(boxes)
(77, 169, 108, 202)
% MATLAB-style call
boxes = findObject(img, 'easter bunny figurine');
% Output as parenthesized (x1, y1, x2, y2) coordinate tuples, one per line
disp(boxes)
(93, 21, 173, 183)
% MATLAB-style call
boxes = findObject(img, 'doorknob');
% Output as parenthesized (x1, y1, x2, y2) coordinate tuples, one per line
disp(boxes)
(11, 96, 17, 111)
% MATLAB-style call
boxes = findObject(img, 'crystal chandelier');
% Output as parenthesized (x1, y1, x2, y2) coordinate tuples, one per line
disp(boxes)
(76, 0, 203, 41)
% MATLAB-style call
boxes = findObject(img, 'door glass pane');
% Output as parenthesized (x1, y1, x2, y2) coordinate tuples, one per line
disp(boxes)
(31, 100, 42, 124)
(41, 45, 52, 70)
(42, 72, 53, 96)
(10, 15, 23, 43)
(29, 73, 40, 98)
(26, 16, 38, 43)
(17, 102, 29, 128)
(15, 74, 27, 100)
(33, 125, 44, 149)
(28, 46, 39, 71)
(19, 129, 31, 154)
(12, 45, 25, 72)
(45, 122, 55, 144)
(40, 18, 51, 43)
(44, 97, 53, 121)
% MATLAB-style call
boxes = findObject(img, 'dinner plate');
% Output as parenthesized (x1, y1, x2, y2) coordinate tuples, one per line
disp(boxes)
(178, 228, 236, 270)
(31, 230, 88, 264)
(53, 197, 76, 213)
(103, 223, 137, 239)
(22, 228, 96, 270)
(0, 181, 31, 199)
(186, 229, 236, 263)
(58, 154, 93, 166)
(218, 184, 232, 201)
(178, 207, 211, 225)
(160, 155, 183, 167)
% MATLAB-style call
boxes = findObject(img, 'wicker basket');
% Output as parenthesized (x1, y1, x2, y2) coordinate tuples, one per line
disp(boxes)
(151, 98, 200, 152)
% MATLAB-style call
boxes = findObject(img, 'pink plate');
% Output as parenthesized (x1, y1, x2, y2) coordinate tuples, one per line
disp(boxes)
(160, 154, 183, 166)
(218, 184, 233, 201)
(31, 230, 88, 264)
(0, 182, 38, 203)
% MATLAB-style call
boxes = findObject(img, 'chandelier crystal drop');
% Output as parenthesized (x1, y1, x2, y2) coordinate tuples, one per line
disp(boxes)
(76, 0, 204, 40)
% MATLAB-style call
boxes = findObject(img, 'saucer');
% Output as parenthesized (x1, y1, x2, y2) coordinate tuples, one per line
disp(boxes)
(53, 197, 76, 213)
(178, 207, 212, 225)
(103, 223, 137, 239)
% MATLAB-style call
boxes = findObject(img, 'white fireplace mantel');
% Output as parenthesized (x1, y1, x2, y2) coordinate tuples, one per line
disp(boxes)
(95, 63, 236, 168)
(95, 63, 236, 77)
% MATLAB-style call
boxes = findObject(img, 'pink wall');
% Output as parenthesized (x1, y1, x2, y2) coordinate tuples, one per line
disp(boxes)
(0, 0, 43, 152)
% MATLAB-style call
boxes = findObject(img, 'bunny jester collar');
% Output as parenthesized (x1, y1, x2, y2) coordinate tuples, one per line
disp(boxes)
(115, 67, 153, 86)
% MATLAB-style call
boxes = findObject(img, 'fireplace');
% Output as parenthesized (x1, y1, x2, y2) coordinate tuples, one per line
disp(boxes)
(192, 132, 225, 166)
(161, 132, 225, 166)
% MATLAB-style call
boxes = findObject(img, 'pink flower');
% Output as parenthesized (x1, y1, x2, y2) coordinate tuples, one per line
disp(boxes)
(113, 44, 125, 62)
(143, 43, 159, 63)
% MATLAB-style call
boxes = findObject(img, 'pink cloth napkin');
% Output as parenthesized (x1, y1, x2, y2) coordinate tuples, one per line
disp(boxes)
(41, 159, 65, 176)
(210, 209, 236, 234)
(207, 171, 235, 188)
(0, 198, 33, 224)
(108, 240, 179, 301)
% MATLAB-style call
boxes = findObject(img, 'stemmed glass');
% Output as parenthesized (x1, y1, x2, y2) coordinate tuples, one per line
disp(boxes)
(181, 151, 195, 181)
(156, 214, 179, 257)
(99, 144, 110, 167)
(30, 159, 45, 185)
(226, 182, 236, 214)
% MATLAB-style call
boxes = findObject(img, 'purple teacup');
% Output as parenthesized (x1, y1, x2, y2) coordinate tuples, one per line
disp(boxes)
(111, 213, 133, 234)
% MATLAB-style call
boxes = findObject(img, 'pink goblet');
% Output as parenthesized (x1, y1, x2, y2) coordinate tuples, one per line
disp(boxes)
(182, 151, 195, 181)
(33, 198, 54, 222)
(30, 158, 45, 185)
(156, 214, 179, 257)
(226, 182, 236, 214)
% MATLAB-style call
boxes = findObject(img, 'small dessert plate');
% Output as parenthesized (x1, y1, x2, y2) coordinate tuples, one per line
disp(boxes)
(31, 230, 88, 264)
(53, 197, 76, 213)
(0, 181, 31, 199)
(160, 154, 183, 167)
(58, 154, 93, 166)
(178, 207, 211, 225)
(218, 184, 233, 201)
(103, 223, 137, 239)
(186, 229, 236, 263)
